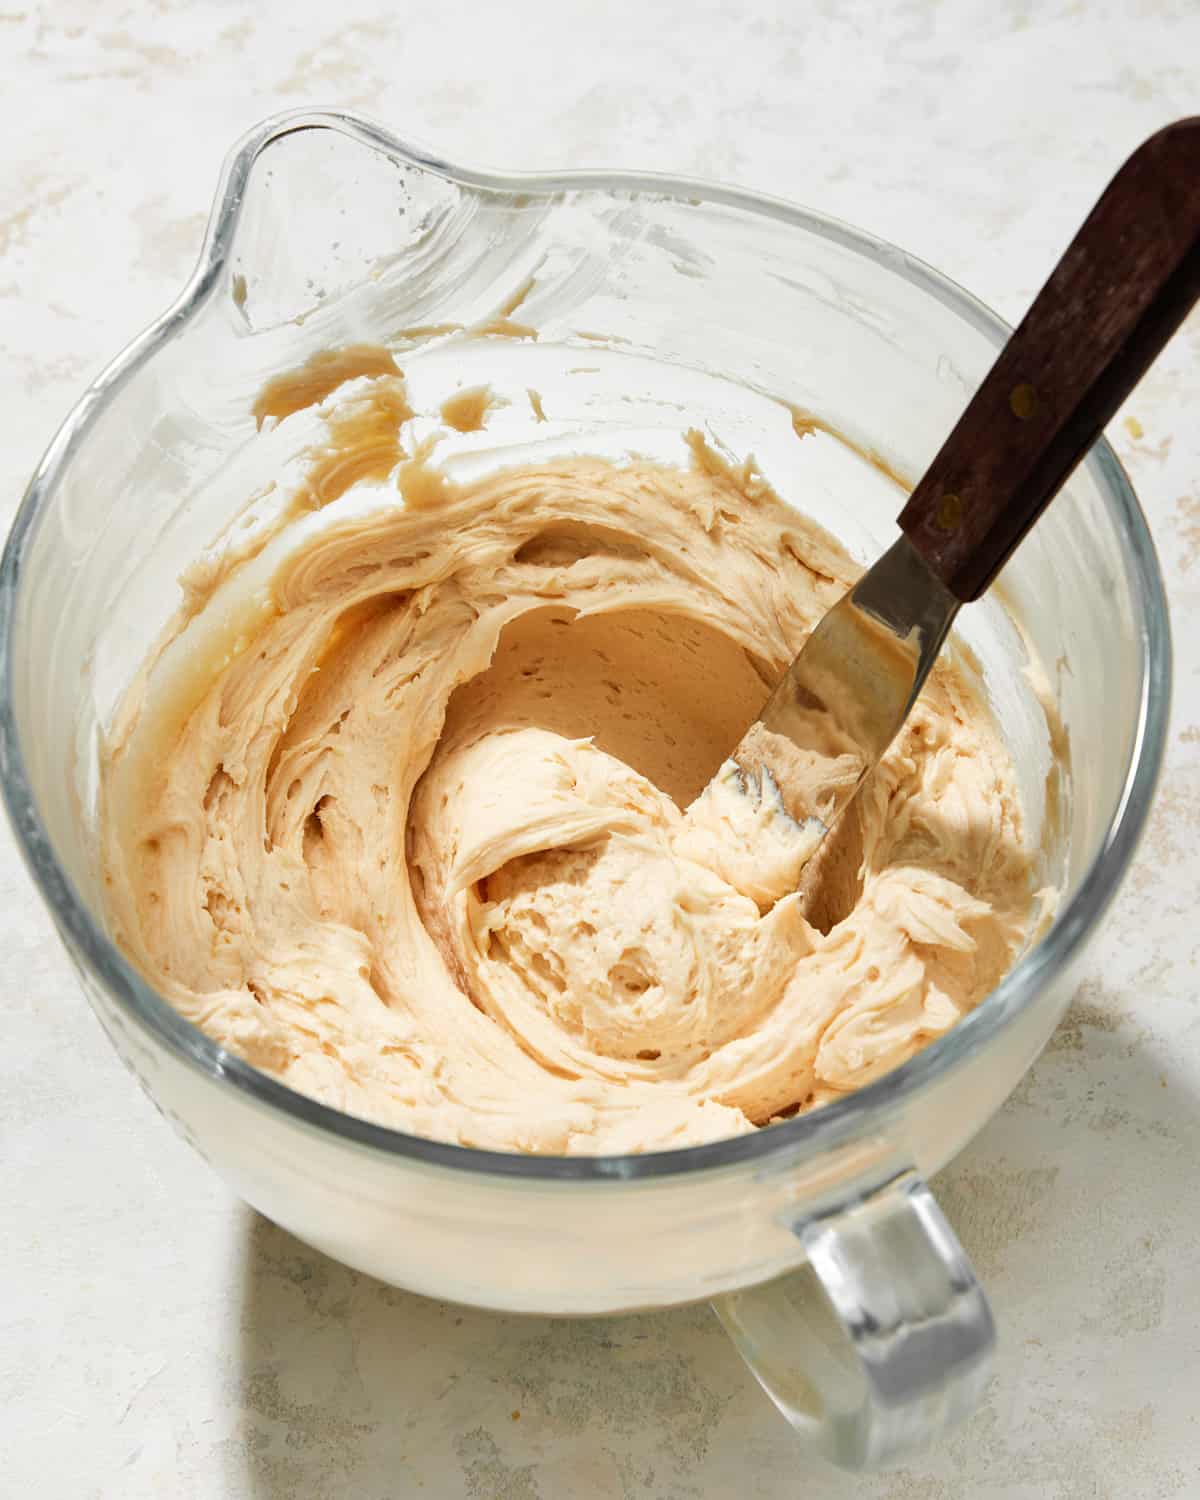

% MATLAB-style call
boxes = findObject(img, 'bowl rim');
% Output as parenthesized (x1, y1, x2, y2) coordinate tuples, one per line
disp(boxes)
(0, 107, 1173, 1183)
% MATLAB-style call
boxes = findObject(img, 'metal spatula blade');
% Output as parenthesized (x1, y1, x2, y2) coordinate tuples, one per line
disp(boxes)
(710, 536, 957, 854)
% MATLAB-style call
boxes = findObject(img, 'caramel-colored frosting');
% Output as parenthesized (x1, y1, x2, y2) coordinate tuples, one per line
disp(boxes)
(102, 354, 1041, 1153)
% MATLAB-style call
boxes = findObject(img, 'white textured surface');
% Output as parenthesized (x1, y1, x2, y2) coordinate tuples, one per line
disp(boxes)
(3, 2, 1199, 1495)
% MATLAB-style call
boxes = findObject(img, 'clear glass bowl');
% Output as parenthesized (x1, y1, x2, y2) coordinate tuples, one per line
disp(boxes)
(0, 110, 1170, 1470)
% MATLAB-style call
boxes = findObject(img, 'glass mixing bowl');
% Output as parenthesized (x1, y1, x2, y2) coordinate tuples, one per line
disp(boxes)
(0, 111, 1170, 1470)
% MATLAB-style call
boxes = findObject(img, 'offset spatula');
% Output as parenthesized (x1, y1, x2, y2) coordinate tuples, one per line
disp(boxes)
(705, 117, 1200, 871)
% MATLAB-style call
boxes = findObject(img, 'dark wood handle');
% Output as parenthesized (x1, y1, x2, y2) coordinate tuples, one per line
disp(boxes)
(899, 118, 1200, 601)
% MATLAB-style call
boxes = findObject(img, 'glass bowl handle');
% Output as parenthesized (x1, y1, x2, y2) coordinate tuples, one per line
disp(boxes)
(713, 1170, 993, 1470)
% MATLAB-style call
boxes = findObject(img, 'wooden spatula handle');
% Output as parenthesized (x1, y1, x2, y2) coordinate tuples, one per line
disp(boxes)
(899, 117, 1200, 602)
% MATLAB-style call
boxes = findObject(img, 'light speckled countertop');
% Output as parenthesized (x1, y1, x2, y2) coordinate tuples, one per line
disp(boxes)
(3, 3, 1198, 1496)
